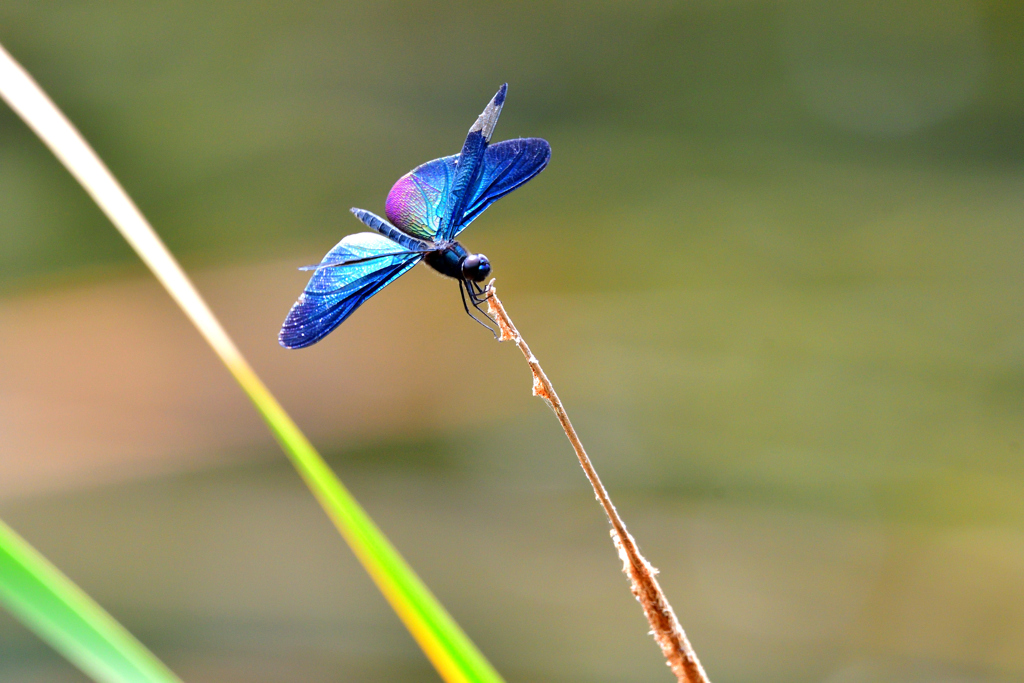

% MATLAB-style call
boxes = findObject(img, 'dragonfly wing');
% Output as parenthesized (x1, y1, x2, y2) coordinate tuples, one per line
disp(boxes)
(279, 232, 423, 349)
(384, 155, 457, 241)
(384, 87, 547, 241)
(453, 137, 551, 236)
(437, 83, 507, 241)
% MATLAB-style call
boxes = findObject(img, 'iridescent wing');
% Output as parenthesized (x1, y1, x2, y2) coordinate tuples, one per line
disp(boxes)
(279, 232, 423, 349)
(385, 84, 508, 242)
(453, 137, 550, 237)
(384, 154, 456, 240)
(384, 138, 550, 242)
(438, 83, 507, 241)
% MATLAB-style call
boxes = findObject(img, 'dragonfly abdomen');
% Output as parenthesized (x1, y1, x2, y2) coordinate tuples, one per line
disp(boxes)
(350, 208, 428, 251)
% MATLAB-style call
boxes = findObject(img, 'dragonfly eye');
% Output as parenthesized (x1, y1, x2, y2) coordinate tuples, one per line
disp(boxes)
(462, 254, 491, 282)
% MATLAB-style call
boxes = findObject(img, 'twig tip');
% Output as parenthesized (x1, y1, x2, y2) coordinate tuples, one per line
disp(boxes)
(485, 281, 517, 343)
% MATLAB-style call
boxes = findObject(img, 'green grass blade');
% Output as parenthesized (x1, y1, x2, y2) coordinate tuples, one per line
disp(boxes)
(240, 372, 503, 683)
(0, 518, 183, 683)
(0, 42, 504, 683)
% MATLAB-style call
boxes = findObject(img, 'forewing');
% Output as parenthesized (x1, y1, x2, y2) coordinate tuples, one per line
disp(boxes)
(279, 233, 422, 349)
(437, 84, 507, 241)
(454, 138, 551, 236)
(384, 155, 457, 241)
(384, 89, 548, 241)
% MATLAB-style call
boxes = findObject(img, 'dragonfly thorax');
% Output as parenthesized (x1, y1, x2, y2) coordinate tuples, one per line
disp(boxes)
(425, 242, 491, 283)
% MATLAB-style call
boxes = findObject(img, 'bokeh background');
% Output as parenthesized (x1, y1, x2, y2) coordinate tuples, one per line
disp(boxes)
(1, 1, 1023, 681)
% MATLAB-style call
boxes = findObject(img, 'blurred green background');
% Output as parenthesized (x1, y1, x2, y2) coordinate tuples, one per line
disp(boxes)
(1, 1, 1023, 681)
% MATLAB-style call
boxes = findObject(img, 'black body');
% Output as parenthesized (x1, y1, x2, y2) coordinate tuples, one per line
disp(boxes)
(424, 242, 470, 279)
(424, 242, 491, 283)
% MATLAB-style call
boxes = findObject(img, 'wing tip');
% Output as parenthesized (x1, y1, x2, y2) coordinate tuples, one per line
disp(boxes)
(535, 136, 552, 158)
(279, 301, 319, 349)
(470, 83, 508, 140)
(278, 326, 315, 350)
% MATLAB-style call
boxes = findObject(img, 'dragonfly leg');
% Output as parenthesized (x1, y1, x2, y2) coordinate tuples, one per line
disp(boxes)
(468, 280, 491, 306)
(464, 280, 498, 329)
(459, 279, 496, 336)
(464, 279, 483, 302)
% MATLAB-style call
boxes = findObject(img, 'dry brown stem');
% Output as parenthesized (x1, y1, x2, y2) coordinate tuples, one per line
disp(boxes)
(486, 283, 711, 683)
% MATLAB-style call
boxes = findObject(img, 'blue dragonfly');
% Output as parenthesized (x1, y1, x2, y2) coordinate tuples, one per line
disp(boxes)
(279, 84, 551, 349)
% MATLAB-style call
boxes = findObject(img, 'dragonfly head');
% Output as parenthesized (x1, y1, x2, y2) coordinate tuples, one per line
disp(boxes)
(461, 253, 491, 282)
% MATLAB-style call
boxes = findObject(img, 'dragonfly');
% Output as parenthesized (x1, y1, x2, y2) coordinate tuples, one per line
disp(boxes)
(279, 83, 551, 349)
